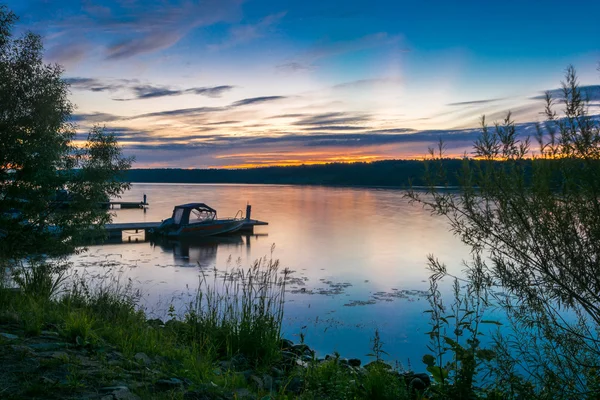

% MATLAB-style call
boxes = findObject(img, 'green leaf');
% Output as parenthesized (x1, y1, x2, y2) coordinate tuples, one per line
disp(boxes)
(422, 354, 436, 367)
(480, 320, 503, 325)
(426, 365, 449, 383)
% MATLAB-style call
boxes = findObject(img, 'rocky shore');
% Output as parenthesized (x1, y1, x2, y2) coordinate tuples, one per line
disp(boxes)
(0, 318, 430, 399)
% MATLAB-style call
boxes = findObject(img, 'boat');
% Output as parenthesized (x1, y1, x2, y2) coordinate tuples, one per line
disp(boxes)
(150, 203, 246, 238)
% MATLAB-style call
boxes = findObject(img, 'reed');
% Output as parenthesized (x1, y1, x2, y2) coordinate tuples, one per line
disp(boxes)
(185, 249, 287, 366)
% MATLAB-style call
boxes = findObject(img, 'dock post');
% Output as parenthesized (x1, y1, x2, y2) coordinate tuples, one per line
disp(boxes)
(246, 204, 251, 220)
(143, 194, 147, 204)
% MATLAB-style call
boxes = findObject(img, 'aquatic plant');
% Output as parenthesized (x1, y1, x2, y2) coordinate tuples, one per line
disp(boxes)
(184, 247, 287, 366)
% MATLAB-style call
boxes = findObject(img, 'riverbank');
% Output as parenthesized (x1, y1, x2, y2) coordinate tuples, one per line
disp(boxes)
(0, 262, 430, 399)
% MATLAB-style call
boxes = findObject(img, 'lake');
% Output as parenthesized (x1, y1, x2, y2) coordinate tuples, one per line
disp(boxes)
(70, 183, 472, 366)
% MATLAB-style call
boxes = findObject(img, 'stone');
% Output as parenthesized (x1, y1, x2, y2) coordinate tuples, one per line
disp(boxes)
(0, 332, 18, 340)
(100, 386, 130, 393)
(285, 376, 304, 394)
(280, 339, 294, 350)
(113, 388, 140, 400)
(28, 342, 68, 351)
(291, 344, 311, 356)
(134, 352, 152, 365)
(156, 377, 184, 391)
(348, 358, 361, 367)
(40, 330, 60, 338)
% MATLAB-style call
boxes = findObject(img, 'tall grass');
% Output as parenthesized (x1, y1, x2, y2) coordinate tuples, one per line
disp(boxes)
(185, 251, 287, 366)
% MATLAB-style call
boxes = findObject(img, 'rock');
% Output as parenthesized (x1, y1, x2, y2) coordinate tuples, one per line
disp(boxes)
(0, 332, 18, 340)
(28, 342, 68, 351)
(134, 352, 152, 365)
(40, 330, 59, 338)
(291, 344, 311, 356)
(281, 350, 296, 363)
(285, 376, 304, 394)
(295, 359, 308, 368)
(300, 354, 313, 362)
(156, 377, 184, 391)
(348, 358, 361, 367)
(339, 358, 349, 365)
(280, 339, 294, 350)
(113, 388, 140, 400)
(100, 386, 130, 393)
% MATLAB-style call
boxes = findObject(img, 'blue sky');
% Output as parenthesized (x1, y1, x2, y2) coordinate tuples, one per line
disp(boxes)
(7, 0, 600, 167)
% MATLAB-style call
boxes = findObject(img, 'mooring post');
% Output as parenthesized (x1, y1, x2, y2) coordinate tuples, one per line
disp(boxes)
(143, 194, 147, 204)
(246, 204, 251, 221)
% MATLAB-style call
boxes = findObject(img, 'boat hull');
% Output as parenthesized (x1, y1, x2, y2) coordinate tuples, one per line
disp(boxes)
(166, 219, 245, 238)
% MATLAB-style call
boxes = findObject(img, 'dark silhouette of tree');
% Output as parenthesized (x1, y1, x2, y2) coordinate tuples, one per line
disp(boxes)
(0, 6, 131, 260)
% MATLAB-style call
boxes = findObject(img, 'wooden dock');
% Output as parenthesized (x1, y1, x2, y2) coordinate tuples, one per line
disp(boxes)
(104, 219, 268, 239)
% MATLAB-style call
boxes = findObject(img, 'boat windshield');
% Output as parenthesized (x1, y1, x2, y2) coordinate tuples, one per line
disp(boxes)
(173, 208, 185, 224)
(189, 208, 216, 223)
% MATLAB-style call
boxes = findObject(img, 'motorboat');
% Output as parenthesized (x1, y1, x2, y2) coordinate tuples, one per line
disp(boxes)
(150, 203, 245, 238)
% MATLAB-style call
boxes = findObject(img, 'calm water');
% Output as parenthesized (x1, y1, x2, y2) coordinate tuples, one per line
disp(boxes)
(70, 183, 472, 365)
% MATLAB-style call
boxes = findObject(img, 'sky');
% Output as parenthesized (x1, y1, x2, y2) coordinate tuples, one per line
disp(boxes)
(6, 0, 600, 168)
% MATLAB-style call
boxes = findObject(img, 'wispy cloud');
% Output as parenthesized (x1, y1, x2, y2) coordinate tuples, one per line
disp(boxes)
(66, 78, 235, 100)
(530, 85, 600, 101)
(231, 96, 287, 107)
(276, 33, 406, 72)
(447, 98, 503, 106)
(294, 112, 371, 126)
(119, 84, 235, 100)
(209, 12, 286, 51)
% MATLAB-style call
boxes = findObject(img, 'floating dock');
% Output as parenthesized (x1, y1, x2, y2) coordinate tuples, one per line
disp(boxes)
(100, 194, 149, 209)
(103, 219, 268, 240)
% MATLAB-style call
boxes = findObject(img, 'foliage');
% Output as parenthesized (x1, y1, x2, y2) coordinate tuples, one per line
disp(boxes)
(183, 251, 287, 367)
(409, 65, 600, 398)
(0, 5, 132, 260)
(422, 256, 497, 399)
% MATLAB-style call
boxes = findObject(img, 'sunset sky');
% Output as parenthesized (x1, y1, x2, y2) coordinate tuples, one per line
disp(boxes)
(7, 0, 600, 168)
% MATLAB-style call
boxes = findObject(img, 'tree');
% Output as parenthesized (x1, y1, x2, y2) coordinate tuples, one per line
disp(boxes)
(0, 5, 131, 260)
(409, 66, 600, 398)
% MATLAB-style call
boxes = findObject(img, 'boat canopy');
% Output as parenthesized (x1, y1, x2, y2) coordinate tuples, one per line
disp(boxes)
(171, 203, 217, 225)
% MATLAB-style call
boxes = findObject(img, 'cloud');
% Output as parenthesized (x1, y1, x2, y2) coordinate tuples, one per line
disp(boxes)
(209, 12, 286, 51)
(277, 32, 406, 72)
(65, 77, 135, 92)
(66, 78, 234, 100)
(276, 62, 315, 73)
(447, 98, 504, 106)
(530, 85, 600, 101)
(119, 84, 235, 100)
(294, 112, 371, 126)
(71, 112, 123, 123)
(231, 96, 287, 107)
(332, 77, 403, 90)
(30, 0, 245, 61)
(46, 41, 88, 66)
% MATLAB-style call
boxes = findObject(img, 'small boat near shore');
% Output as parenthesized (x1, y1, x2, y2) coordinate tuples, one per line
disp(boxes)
(150, 203, 246, 238)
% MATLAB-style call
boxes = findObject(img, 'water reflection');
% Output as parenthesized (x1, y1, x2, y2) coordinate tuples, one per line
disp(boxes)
(71, 183, 473, 364)
(150, 234, 268, 266)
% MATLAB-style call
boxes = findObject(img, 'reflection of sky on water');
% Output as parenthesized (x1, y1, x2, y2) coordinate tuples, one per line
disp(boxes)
(70, 183, 475, 364)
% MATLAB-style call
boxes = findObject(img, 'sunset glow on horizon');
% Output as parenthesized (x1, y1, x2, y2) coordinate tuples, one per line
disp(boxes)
(8, 0, 600, 168)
